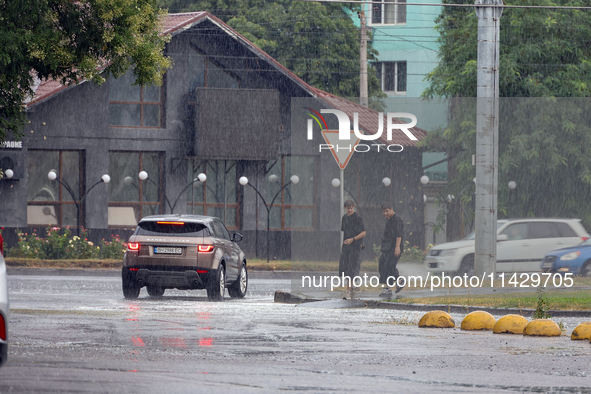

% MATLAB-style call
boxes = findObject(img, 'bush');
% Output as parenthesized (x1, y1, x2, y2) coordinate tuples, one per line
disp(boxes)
(9, 229, 46, 258)
(43, 227, 71, 259)
(65, 228, 99, 259)
(7, 227, 124, 260)
(98, 234, 126, 260)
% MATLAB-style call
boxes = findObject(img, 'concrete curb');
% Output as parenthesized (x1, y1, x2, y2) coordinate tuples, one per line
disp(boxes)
(274, 291, 591, 318)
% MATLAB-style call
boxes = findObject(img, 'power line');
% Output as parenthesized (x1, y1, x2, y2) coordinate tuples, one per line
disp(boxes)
(295, 0, 591, 10)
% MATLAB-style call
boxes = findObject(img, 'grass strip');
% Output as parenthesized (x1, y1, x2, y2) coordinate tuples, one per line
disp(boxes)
(393, 289, 591, 311)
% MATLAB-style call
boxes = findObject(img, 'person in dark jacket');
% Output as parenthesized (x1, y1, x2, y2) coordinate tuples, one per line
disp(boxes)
(339, 200, 366, 298)
(378, 202, 404, 298)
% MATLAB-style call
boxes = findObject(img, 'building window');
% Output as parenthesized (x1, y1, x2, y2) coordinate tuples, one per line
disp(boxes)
(186, 160, 240, 230)
(109, 71, 163, 128)
(266, 156, 316, 230)
(371, 0, 406, 25)
(108, 152, 163, 227)
(27, 150, 84, 227)
(375, 61, 407, 94)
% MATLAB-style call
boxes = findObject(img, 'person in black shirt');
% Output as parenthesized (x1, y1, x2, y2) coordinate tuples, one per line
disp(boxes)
(379, 202, 404, 298)
(339, 200, 366, 298)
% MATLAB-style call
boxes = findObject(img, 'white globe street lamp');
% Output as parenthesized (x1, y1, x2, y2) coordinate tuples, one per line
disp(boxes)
(47, 170, 109, 236)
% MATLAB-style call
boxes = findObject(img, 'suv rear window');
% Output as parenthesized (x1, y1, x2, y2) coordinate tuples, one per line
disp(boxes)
(136, 222, 210, 237)
(555, 222, 577, 237)
(528, 222, 559, 239)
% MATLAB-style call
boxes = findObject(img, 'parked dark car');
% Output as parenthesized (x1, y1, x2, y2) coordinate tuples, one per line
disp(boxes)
(122, 215, 247, 301)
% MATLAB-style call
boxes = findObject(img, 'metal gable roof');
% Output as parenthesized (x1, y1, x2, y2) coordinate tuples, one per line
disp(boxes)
(25, 12, 427, 146)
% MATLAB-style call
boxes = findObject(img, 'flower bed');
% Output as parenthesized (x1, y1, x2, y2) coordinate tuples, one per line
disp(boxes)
(5, 227, 126, 260)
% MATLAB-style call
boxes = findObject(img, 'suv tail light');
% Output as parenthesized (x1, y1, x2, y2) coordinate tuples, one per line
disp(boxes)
(0, 313, 5, 341)
(582, 237, 589, 242)
(198, 245, 214, 253)
(128, 242, 140, 250)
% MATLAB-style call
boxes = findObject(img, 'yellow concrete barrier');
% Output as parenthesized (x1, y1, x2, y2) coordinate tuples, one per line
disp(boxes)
(571, 322, 591, 340)
(418, 310, 455, 328)
(493, 314, 528, 334)
(523, 319, 562, 337)
(461, 311, 496, 331)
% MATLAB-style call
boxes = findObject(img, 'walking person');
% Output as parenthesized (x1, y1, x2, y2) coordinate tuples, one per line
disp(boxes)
(339, 200, 366, 299)
(378, 202, 404, 298)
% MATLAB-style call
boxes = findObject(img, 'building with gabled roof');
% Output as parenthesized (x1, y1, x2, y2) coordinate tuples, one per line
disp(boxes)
(0, 12, 428, 260)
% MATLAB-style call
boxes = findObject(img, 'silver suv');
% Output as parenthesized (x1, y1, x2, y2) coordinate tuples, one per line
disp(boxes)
(122, 215, 247, 301)
(424, 218, 590, 275)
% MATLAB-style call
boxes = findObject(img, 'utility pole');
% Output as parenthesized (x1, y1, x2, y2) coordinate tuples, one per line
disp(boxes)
(359, 10, 368, 108)
(474, 0, 503, 277)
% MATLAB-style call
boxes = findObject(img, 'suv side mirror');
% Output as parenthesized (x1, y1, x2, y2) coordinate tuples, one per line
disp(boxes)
(232, 232, 243, 243)
(497, 234, 509, 242)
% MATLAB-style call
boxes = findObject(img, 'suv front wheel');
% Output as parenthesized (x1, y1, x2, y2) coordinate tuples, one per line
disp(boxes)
(207, 266, 225, 301)
(457, 254, 474, 276)
(228, 263, 248, 298)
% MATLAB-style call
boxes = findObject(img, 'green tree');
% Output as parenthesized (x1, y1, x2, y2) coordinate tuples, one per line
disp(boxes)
(158, 0, 384, 100)
(0, 0, 172, 141)
(422, 0, 591, 228)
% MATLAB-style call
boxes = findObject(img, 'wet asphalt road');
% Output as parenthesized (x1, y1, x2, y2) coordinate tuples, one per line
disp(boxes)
(1, 274, 591, 393)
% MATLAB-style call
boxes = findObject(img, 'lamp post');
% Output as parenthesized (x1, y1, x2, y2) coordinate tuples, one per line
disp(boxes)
(508, 181, 516, 218)
(135, 171, 207, 215)
(47, 170, 110, 236)
(239, 174, 299, 263)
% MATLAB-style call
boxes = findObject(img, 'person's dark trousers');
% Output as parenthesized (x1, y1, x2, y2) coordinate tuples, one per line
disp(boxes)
(378, 250, 401, 286)
(339, 244, 361, 279)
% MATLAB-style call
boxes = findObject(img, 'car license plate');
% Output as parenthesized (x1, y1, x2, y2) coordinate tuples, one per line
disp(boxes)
(154, 247, 182, 255)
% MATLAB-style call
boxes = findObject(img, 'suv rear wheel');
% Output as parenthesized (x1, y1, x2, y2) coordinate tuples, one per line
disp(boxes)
(228, 263, 248, 298)
(122, 268, 140, 299)
(207, 266, 225, 301)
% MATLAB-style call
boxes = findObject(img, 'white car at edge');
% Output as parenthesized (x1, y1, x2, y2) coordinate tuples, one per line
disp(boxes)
(424, 218, 590, 275)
